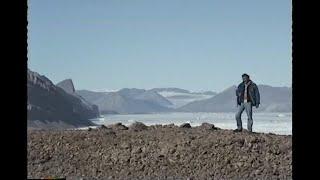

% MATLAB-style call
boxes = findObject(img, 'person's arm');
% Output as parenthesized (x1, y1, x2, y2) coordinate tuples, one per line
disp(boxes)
(236, 84, 242, 96)
(236, 87, 239, 96)
(254, 84, 260, 107)
(236, 85, 241, 106)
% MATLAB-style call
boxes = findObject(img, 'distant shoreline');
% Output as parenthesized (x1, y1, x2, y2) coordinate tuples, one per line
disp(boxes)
(89, 112, 292, 135)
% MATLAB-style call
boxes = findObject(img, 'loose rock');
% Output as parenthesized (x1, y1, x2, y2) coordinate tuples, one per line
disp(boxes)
(28, 124, 292, 179)
(180, 123, 191, 128)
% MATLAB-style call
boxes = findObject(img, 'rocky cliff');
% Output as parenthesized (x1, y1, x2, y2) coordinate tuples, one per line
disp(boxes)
(27, 69, 99, 129)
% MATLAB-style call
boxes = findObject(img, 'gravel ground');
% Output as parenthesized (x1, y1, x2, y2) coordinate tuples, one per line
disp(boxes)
(27, 122, 292, 179)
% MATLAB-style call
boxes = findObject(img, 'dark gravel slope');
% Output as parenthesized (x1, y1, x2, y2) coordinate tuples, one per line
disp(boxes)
(28, 123, 292, 179)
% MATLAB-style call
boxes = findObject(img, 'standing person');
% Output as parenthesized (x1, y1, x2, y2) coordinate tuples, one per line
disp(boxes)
(234, 73, 260, 133)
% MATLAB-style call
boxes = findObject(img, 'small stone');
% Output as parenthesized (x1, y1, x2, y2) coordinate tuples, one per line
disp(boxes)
(200, 122, 219, 130)
(180, 123, 191, 128)
(121, 143, 131, 149)
(132, 147, 142, 154)
(169, 148, 176, 154)
(108, 123, 128, 130)
(129, 122, 148, 131)
(168, 158, 176, 163)
(99, 125, 108, 129)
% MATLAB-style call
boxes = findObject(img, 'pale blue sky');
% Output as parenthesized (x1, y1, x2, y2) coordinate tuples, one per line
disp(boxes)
(28, 0, 292, 92)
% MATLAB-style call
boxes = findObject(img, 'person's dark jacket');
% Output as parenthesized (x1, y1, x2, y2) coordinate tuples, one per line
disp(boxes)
(236, 81, 260, 106)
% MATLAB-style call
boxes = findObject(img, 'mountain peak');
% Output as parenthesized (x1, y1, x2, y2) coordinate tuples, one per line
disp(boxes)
(28, 70, 99, 129)
(56, 79, 75, 94)
(149, 88, 190, 94)
(220, 85, 237, 93)
(27, 69, 55, 91)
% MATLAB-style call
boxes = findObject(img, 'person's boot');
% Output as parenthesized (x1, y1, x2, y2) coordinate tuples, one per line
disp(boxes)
(233, 128, 242, 132)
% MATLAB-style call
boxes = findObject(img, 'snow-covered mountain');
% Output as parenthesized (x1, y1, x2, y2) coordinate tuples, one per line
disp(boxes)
(149, 88, 217, 108)
(178, 85, 292, 112)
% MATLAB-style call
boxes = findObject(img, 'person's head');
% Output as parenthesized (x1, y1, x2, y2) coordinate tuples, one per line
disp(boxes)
(242, 73, 250, 83)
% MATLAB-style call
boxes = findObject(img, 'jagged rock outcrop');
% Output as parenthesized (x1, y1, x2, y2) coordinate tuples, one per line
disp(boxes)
(56, 79, 75, 94)
(27, 69, 99, 129)
(56, 79, 100, 116)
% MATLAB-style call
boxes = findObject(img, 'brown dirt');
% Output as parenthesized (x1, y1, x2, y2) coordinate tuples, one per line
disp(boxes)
(27, 123, 292, 179)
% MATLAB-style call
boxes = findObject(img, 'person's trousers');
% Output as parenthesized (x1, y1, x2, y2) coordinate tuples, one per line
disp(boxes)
(235, 102, 253, 131)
